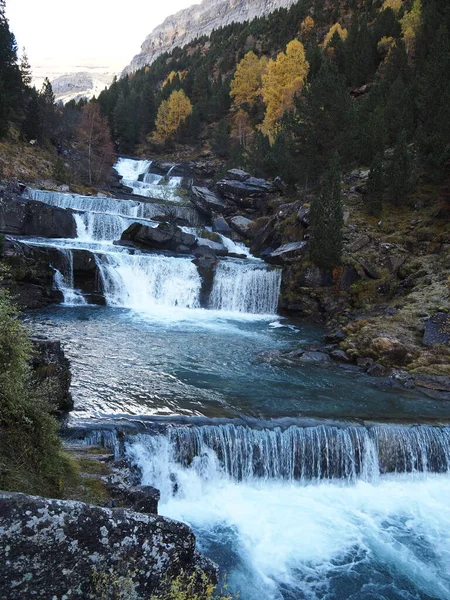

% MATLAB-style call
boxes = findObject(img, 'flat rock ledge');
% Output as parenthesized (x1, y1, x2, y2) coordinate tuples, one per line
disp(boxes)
(0, 492, 217, 600)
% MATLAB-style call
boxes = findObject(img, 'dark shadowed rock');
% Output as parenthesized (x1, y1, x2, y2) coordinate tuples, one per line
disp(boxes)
(108, 485, 160, 515)
(30, 339, 73, 412)
(297, 205, 310, 227)
(212, 214, 233, 236)
(423, 313, 450, 346)
(193, 246, 218, 307)
(190, 186, 227, 215)
(267, 242, 307, 265)
(297, 351, 332, 364)
(274, 176, 289, 194)
(216, 175, 276, 207)
(0, 194, 76, 238)
(358, 259, 381, 280)
(340, 266, 361, 291)
(299, 265, 333, 287)
(121, 222, 196, 252)
(229, 215, 255, 237)
(0, 492, 217, 600)
(348, 235, 370, 253)
(330, 349, 352, 363)
(226, 168, 250, 181)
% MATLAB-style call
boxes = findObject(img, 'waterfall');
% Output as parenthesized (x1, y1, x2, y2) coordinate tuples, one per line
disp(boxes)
(115, 157, 183, 201)
(24, 188, 141, 217)
(124, 423, 450, 487)
(24, 187, 202, 227)
(52, 248, 87, 305)
(210, 261, 281, 314)
(95, 253, 202, 310)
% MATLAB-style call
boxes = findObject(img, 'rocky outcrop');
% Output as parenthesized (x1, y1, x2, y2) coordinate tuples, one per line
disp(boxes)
(229, 215, 255, 237)
(190, 186, 228, 215)
(267, 241, 308, 265)
(30, 338, 73, 413)
(0, 492, 217, 600)
(193, 245, 218, 307)
(216, 172, 276, 208)
(0, 194, 76, 238)
(122, 0, 298, 76)
(120, 222, 197, 252)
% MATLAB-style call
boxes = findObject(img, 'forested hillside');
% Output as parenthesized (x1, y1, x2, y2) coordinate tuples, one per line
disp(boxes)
(98, 0, 449, 194)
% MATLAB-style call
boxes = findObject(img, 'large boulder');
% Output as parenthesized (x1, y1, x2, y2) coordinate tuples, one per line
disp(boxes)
(0, 492, 217, 600)
(423, 313, 450, 347)
(190, 186, 228, 215)
(229, 215, 255, 237)
(120, 222, 196, 252)
(192, 246, 218, 307)
(212, 214, 233, 236)
(30, 338, 73, 412)
(216, 173, 276, 207)
(267, 241, 308, 265)
(0, 194, 76, 238)
(196, 237, 228, 256)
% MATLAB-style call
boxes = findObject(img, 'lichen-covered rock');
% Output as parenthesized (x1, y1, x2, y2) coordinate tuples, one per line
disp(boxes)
(0, 492, 217, 600)
(423, 313, 450, 347)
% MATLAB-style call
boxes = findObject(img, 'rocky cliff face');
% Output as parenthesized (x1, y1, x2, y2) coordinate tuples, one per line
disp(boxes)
(122, 0, 298, 76)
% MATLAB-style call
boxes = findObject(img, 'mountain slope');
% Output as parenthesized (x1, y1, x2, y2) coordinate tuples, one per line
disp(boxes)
(122, 0, 298, 76)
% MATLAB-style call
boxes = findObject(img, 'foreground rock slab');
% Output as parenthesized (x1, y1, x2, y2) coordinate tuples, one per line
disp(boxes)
(0, 492, 217, 600)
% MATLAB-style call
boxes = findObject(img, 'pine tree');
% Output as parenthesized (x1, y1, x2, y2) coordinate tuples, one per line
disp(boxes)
(309, 154, 344, 270)
(212, 119, 230, 158)
(20, 48, 32, 87)
(39, 78, 57, 140)
(0, 2, 22, 135)
(23, 87, 41, 140)
(367, 153, 385, 216)
(388, 130, 412, 205)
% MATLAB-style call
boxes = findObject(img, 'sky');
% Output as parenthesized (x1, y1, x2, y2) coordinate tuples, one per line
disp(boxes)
(6, 0, 197, 78)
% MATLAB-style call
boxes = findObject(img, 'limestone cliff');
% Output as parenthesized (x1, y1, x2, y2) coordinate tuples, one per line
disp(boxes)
(122, 0, 298, 76)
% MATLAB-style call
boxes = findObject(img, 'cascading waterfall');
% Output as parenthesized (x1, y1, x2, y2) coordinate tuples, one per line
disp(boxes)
(125, 423, 450, 485)
(52, 248, 87, 305)
(210, 261, 281, 314)
(115, 157, 184, 201)
(24, 187, 202, 227)
(95, 253, 202, 310)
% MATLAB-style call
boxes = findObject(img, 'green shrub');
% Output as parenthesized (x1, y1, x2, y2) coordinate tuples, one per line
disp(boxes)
(0, 288, 75, 496)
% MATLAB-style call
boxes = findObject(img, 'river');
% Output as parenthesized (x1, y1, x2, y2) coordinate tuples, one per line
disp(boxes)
(20, 158, 450, 600)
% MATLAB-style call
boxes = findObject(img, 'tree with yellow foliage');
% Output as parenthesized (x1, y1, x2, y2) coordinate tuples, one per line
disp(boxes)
(382, 0, 402, 13)
(401, 0, 422, 55)
(152, 90, 193, 144)
(230, 51, 267, 110)
(322, 23, 348, 48)
(231, 109, 253, 148)
(300, 16, 315, 41)
(260, 39, 309, 143)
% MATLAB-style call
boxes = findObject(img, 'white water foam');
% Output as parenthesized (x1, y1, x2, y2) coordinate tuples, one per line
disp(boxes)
(115, 157, 184, 201)
(127, 430, 450, 600)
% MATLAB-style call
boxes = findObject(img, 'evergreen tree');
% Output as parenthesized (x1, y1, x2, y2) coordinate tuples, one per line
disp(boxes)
(387, 130, 413, 205)
(211, 119, 230, 158)
(0, 2, 22, 135)
(39, 78, 57, 141)
(292, 60, 351, 184)
(22, 87, 41, 140)
(367, 153, 385, 216)
(309, 154, 344, 270)
(19, 48, 32, 87)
